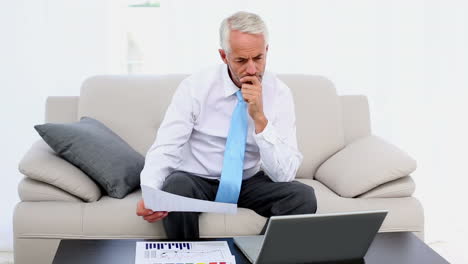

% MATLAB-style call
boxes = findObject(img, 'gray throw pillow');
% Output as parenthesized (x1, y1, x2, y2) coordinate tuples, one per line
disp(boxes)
(34, 117, 144, 199)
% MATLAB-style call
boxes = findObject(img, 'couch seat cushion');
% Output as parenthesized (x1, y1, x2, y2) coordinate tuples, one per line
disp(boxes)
(14, 180, 423, 240)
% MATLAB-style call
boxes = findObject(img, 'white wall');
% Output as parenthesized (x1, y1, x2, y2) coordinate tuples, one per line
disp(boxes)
(1, 0, 467, 252)
(0, 0, 110, 250)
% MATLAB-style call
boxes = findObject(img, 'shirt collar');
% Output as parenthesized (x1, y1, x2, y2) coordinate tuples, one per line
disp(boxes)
(222, 64, 240, 98)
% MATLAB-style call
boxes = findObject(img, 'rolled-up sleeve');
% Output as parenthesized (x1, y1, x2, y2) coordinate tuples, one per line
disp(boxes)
(140, 79, 196, 190)
(253, 82, 303, 182)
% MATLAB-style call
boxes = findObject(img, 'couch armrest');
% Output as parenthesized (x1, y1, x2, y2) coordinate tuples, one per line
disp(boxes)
(18, 177, 83, 202)
(18, 140, 101, 202)
(357, 176, 416, 198)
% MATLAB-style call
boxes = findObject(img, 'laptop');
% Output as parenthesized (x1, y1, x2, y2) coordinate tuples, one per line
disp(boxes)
(233, 210, 388, 264)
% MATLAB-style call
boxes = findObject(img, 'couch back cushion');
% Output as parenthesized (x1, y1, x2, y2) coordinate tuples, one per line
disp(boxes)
(78, 74, 345, 179)
(79, 75, 184, 157)
(278, 75, 345, 178)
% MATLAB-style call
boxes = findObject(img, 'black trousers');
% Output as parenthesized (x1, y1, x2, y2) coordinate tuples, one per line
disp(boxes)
(161, 170, 317, 240)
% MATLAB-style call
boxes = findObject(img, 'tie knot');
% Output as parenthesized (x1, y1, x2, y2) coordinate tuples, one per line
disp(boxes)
(235, 90, 244, 102)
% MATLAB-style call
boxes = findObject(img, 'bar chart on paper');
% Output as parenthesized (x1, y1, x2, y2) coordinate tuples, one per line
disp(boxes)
(135, 241, 236, 264)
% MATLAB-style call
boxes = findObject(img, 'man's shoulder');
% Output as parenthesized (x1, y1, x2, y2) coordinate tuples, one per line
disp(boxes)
(181, 64, 222, 85)
(263, 70, 291, 93)
(174, 65, 222, 98)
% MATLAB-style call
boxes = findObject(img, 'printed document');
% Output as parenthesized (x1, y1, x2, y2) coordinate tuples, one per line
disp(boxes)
(135, 241, 236, 264)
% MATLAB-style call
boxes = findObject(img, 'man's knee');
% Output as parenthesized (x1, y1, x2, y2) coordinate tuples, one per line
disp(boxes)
(292, 183, 317, 214)
(162, 171, 196, 196)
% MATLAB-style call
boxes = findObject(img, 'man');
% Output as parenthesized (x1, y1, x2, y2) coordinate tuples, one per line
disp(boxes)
(137, 11, 317, 240)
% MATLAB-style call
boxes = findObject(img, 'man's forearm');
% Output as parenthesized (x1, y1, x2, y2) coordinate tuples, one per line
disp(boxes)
(253, 121, 303, 182)
(254, 114, 268, 134)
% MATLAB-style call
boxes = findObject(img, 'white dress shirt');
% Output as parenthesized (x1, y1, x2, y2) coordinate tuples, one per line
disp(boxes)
(140, 64, 303, 190)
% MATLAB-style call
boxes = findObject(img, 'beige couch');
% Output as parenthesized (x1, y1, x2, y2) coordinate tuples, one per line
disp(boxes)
(14, 74, 424, 264)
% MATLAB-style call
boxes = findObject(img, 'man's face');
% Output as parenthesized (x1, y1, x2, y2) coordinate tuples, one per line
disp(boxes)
(219, 30, 268, 88)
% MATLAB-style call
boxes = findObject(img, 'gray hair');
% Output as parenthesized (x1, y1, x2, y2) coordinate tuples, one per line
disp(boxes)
(219, 11, 269, 54)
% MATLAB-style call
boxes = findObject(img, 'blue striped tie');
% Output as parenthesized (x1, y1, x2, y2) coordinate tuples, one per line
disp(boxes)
(215, 90, 248, 204)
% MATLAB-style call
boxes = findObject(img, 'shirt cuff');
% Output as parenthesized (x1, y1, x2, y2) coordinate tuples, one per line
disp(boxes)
(253, 120, 279, 147)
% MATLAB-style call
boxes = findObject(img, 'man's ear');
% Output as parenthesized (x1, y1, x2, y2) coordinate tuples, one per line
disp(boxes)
(266, 44, 269, 53)
(218, 49, 228, 64)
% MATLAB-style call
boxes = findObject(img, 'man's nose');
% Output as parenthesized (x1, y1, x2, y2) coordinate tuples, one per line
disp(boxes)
(246, 60, 257, 75)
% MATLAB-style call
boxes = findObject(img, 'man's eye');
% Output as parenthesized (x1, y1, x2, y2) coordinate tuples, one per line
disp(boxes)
(236, 59, 245, 63)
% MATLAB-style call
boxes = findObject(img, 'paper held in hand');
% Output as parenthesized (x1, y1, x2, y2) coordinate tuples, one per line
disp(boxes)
(141, 185, 237, 214)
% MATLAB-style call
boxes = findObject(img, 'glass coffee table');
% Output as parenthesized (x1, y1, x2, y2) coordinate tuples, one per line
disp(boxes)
(52, 232, 448, 263)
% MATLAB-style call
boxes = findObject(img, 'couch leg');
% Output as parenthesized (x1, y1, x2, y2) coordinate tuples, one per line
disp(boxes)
(14, 238, 60, 264)
(413, 231, 425, 242)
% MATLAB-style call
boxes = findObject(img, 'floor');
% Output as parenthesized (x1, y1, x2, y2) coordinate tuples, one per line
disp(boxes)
(1, 241, 466, 264)
(428, 240, 468, 264)
(0, 252, 13, 264)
